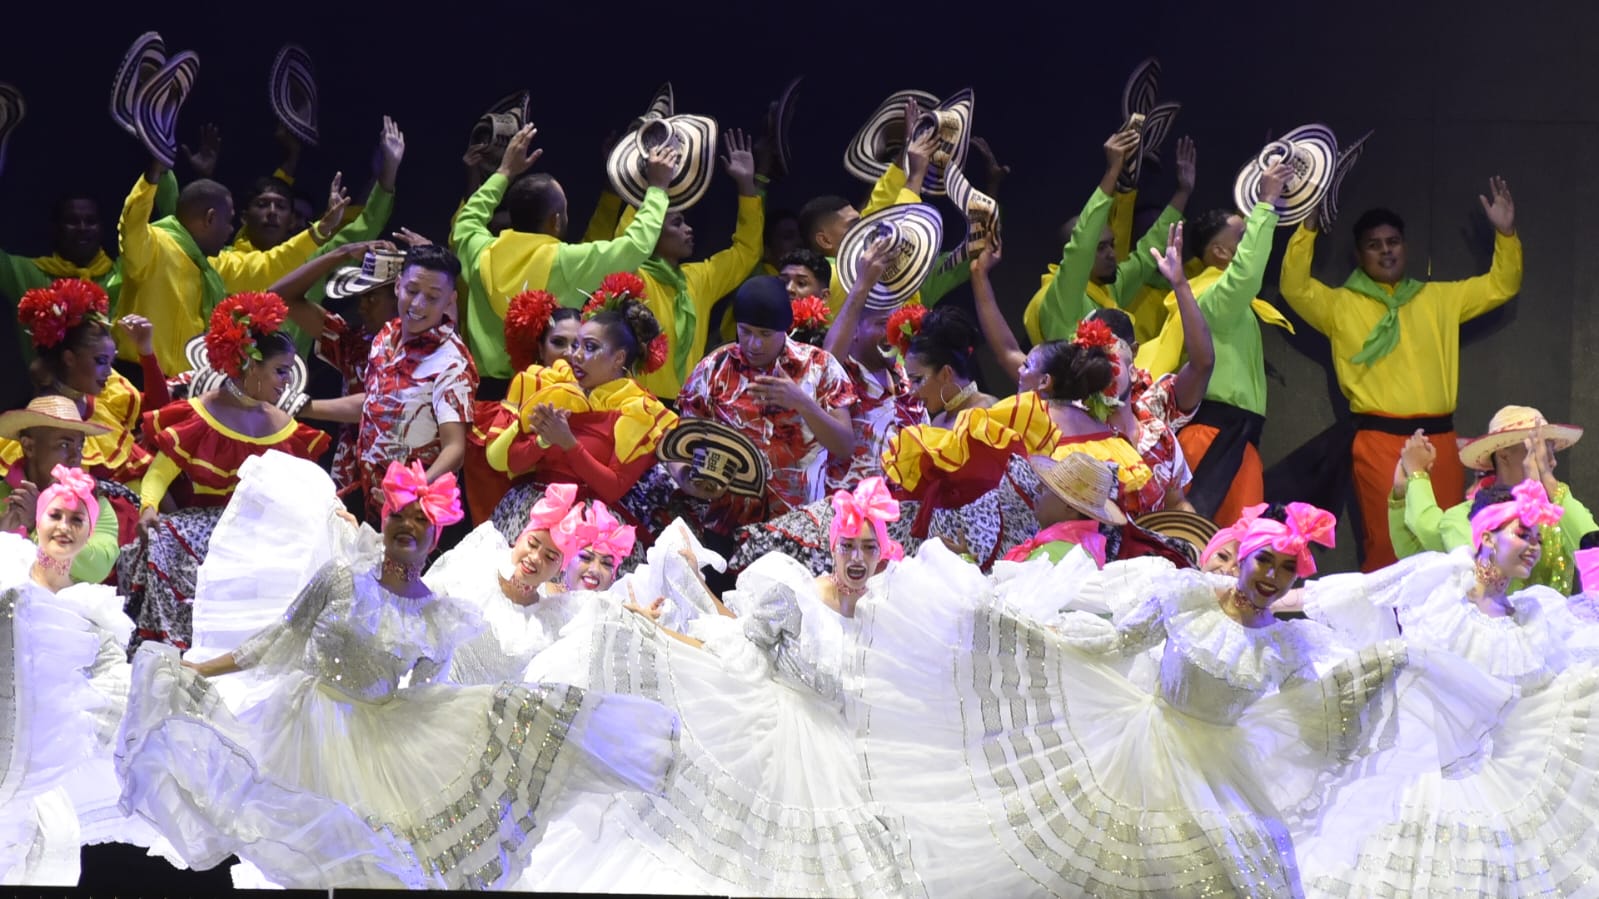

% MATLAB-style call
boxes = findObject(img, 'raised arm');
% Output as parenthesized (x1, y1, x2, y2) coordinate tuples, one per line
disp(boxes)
(1112, 136, 1194, 307)
(1034, 131, 1139, 341)
(1277, 210, 1338, 335)
(683, 130, 765, 303)
(1453, 176, 1522, 321)
(1198, 161, 1289, 321)
(969, 238, 1027, 381)
(824, 234, 894, 361)
(1152, 223, 1213, 413)
(452, 124, 539, 277)
(271, 241, 378, 338)
(552, 144, 679, 297)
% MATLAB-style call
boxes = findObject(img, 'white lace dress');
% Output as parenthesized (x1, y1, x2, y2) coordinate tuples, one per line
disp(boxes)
(114, 454, 680, 891)
(1296, 548, 1599, 897)
(517, 550, 919, 897)
(0, 534, 106, 885)
(857, 541, 1421, 898)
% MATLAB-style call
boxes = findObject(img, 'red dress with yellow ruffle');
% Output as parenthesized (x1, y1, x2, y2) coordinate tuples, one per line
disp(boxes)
(0, 372, 153, 484)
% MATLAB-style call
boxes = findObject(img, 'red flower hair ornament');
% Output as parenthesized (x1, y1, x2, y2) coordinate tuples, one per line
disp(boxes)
(505, 289, 561, 371)
(886, 305, 926, 357)
(205, 292, 290, 378)
(580, 271, 648, 320)
(17, 278, 110, 350)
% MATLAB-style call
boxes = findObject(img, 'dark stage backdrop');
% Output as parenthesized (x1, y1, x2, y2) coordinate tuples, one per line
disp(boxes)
(3, 0, 1593, 570)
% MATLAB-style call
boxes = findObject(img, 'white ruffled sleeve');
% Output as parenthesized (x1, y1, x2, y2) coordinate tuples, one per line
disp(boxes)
(1300, 553, 1445, 646)
(1051, 590, 1168, 657)
(231, 561, 345, 673)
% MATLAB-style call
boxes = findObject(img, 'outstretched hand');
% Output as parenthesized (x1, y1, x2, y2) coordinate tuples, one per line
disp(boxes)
(1150, 222, 1186, 284)
(180, 123, 222, 179)
(721, 128, 757, 195)
(1480, 176, 1515, 235)
(496, 124, 543, 179)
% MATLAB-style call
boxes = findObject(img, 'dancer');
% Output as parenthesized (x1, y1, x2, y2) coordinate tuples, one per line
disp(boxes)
(1281, 479, 1599, 896)
(863, 502, 1420, 897)
(520, 477, 919, 896)
(116, 461, 677, 891)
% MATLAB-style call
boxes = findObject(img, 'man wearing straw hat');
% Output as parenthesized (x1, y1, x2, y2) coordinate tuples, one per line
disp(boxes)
(1279, 179, 1520, 572)
(1005, 453, 1126, 565)
(1399, 404, 1593, 592)
(451, 123, 679, 394)
(0, 396, 124, 584)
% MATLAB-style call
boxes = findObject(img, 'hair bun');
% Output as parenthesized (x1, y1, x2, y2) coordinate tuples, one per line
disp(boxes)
(621, 298, 662, 347)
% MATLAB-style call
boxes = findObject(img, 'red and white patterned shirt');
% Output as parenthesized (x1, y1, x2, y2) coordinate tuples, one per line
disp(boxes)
(825, 356, 925, 492)
(678, 339, 856, 514)
(317, 314, 376, 495)
(358, 320, 478, 512)
(1127, 369, 1195, 510)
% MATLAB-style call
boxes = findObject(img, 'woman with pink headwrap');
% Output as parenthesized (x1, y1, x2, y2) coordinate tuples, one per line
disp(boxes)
(854, 500, 1435, 898)
(115, 460, 679, 891)
(514, 477, 921, 896)
(423, 484, 606, 686)
(1278, 479, 1599, 896)
(558, 501, 637, 593)
(0, 465, 146, 885)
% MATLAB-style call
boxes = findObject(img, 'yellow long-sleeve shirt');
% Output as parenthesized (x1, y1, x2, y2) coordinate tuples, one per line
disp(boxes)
(116, 175, 318, 372)
(636, 195, 765, 399)
(1279, 225, 1522, 416)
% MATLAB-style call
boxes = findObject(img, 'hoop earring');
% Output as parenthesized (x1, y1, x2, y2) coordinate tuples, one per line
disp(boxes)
(937, 382, 955, 408)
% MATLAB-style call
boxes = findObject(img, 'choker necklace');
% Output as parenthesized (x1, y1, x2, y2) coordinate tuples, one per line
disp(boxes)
(33, 548, 73, 579)
(830, 572, 868, 601)
(1474, 557, 1510, 596)
(943, 381, 979, 414)
(500, 572, 542, 601)
(381, 557, 423, 582)
(223, 378, 254, 405)
(53, 381, 86, 401)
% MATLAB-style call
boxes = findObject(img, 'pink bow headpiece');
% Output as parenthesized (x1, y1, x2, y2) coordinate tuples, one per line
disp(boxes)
(518, 483, 585, 559)
(829, 476, 904, 561)
(572, 501, 636, 563)
(1235, 501, 1336, 577)
(380, 460, 464, 529)
(1576, 547, 1599, 594)
(36, 465, 99, 533)
(1199, 502, 1270, 567)
(1470, 479, 1564, 550)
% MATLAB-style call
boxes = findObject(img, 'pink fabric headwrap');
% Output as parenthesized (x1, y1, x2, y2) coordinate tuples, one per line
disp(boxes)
(830, 476, 904, 561)
(36, 465, 99, 533)
(1004, 520, 1107, 568)
(1470, 479, 1564, 550)
(518, 483, 584, 560)
(1235, 501, 1336, 577)
(572, 501, 636, 563)
(380, 460, 464, 529)
(1199, 502, 1270, 567)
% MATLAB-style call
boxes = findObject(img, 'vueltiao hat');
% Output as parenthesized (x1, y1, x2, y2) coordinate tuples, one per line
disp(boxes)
(183, 334, 307, 414)
(1317, 129, 1373, 229)
(1233, 123, 1338, 228)
(629, 82, 675, 132)
(1458, 405, 1583, 472)
(1030, 453, 1127, 526)
(468, 89, 531, 170)
(110, 31, 199, 168)
(836, 203, 944, 312)
(325, 248, 407, 300)
(0, 83, 23, 176)
(768, 76, 802, 177)
(0, 395, 112, 440)
(110, 31, 165, 138)
(268, 44, 319, 146)
(606, 110, 718, 213)
(1116, 58, 1182, 192)
(1134, 509, 1219, 557)
(659, 419, 765, 499)
(843, 89, 972, 198)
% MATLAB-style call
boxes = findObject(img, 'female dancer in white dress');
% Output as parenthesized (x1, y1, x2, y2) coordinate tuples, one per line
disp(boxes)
(519, 476, 921, 897)
(115, 460, 678, 891)
(0, 464, 158, 884)
(861, 501, 1433, 898)
(1283, 477, 1599, 897)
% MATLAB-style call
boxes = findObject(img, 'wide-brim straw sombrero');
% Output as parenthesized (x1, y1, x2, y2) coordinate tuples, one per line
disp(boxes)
(1029, 453, 1127, 526)
(325, 248, 407, 300)
(1134, 509, 1219, 557)
(658, 419, 765, 499)
(836, 203, 944, 312)
(842, 88, 939, 187)
(1458, 405, 1583, 472)
(132, 50, 200, 168)
(1233, 123, 1337, 228)
(111, 31, 166, 138)
(0, 395, 111, 440)
(606, 113, 717, 213)
(1317, 129, 1373, 229)
(0, 83, 23, 175)
(629, 82, 675, 132)
(183, 334, 307, 413)
(268, 44, 319, 146)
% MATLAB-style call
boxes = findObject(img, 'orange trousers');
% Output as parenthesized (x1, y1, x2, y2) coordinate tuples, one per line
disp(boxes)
(1351, 427, 1466, 571)
(1177, 424, 1264, 528)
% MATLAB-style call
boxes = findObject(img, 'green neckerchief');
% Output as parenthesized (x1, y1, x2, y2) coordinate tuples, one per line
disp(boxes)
(641, 256, 696, 382)
(149, 216, 226, 320)
(1342, 268, 1425, 366)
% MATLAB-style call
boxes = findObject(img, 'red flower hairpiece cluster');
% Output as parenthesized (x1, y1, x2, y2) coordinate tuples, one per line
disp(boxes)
(886, 304, 926, 357)
(17, 278, 110, 350)
(791, 295, 832, 332)
(505, 289, 560, 371)
(1072, 318, 1118, 351)
(643, 334, 669, 373)
(1072, 318, 1124, 411)
(581, 271, 649, 320)
(205, 292, 289, 378)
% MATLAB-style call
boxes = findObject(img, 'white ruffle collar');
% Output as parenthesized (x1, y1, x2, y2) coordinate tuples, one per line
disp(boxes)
(1159, 570, 1333, 691)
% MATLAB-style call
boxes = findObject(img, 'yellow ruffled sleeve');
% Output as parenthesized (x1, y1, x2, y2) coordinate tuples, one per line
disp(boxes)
(1052, 435, 1153, 495)
(486, 361, 590, 473)
(588, 379, 679, 465)
(982, 392, 1064, 456)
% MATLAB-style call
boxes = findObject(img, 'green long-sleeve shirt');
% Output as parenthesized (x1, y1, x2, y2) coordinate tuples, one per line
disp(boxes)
(453, 174, 669, 379)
